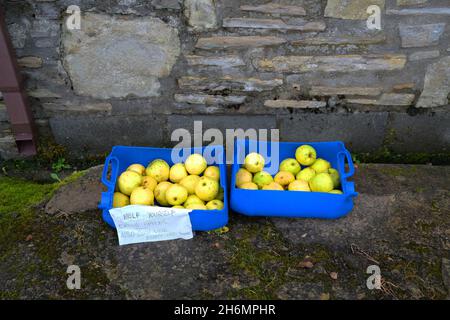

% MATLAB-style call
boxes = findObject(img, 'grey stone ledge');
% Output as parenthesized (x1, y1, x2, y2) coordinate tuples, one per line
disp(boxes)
(240, 3, 306, 16)
(223, 18, 326, 31)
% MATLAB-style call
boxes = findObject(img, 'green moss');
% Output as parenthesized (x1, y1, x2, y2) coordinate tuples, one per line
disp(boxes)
(0, 172, 86, 256)
(224, 219, 338, 299)
(379, 165, 417, 177)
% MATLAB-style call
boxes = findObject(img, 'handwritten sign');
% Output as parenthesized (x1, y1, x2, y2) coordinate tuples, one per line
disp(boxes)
(109, 205, 193, 245)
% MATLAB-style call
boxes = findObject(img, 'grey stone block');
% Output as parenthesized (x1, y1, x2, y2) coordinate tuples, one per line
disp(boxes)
(399, 23, 446, 48)
(50, 115, 166, 155)
(387, 112, 450, 153)
(62, 13, 180, 99)
(278, 113, 389, 152)
(152, 0, 181, 10)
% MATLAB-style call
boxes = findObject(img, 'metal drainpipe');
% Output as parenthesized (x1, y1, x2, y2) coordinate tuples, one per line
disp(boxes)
(0, 7, 38, 156)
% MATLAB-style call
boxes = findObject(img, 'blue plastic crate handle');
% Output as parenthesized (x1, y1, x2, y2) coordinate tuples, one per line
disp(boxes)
(338, 149, 355, 179)
(101, 155, 119, 190)
(337, 150, 358, 198)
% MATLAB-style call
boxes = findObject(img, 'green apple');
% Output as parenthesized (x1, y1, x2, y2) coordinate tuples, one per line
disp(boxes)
(295, 145, 317, 166)
(118, 171, 143, 196)
(142, 176, 157, 191)
(169, 163, 188, 183)
(165, 184, 188, 206)
(288, 180, 310, 192)
(244, 152, 265, 173)
(309, 173, 334, 192)
(274, 171, 295, 187)
(204, 166, 220, 181)
(113, 192, 130, 208)
(154, 181, 173, 206)
(179, 175, 200, 195)
(146, 159, 170, 182)
(185, 203, 207, 210)
(185, 153, 207, 175)
(235, 168, 252, 187)
(311, 158, 331, 174)
(239, 182, 258, 190)
(195, 176, 219, 201)
(296, 167, 316, 182)
(130, 186, 154, 205)
(262, 182, 284, 191)
(127, 163, 146, 175)
(184, 194, 205, 207)
(253, 171, 273, 189)
(328, 168, 340, 188)
(206, 199, 224, 210)
(329, 189, 343, 194)
(279, 158, 301, 175)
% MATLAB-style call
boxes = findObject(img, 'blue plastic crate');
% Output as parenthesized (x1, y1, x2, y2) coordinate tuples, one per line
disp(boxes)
(98, 145, 228, 231)
(230, 140, 358, 219)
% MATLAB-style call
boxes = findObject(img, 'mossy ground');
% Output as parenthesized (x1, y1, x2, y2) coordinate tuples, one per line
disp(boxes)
(0, 163, 448, 299)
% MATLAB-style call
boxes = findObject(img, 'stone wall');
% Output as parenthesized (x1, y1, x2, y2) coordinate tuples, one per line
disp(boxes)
(0, 0, 449, 159)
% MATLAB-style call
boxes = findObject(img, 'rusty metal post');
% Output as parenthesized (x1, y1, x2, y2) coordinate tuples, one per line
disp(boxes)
(0, 6, 37, 156)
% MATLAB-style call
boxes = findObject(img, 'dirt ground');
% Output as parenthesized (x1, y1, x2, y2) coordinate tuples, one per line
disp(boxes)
(0, 164, 449, 299)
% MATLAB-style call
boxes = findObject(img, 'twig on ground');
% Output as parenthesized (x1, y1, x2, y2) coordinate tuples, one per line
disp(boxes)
(350, 243, 380, 265)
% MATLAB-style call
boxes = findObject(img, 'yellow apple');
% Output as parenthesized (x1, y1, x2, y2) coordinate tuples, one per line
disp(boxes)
(329, 189, 343, 194)
(142, 176, 157, 191)
(235, 168, 252, 187)
(204, 166, 220, 181)
(184, 194, 205, 207)
(279, 158, 301, 175)
(296, 167, 316, 182)
(309, 173, 334, 192)
(179, 175, 200, 195)
(288, 180, 310, 191)
(295, 145, 317, 166)
(113, 192, 130, 208)
(195, 176, 219, 201)
(130, 186, 154, 205)
(262, 182, 284, 191)
(253, 171, 273, 189)
(169, 163, 188, 183)
(146, 159, 170, 182)
(274, 171, 295, 187)
(172, 205, 185, 209)
(239, 182, 258, 190)
(206, 199, 224, 210)
(244, 152, 265, 173)
(328, 168, 340, 188)
(127, 163, 146, 175)
(311, 158, 331, 174)
(185, 153, 207, 175)
(165, 184, 188, 206)
(185, 203, 207, 210)
(154, 181, 173, 206)
(117, 171, 143, 196)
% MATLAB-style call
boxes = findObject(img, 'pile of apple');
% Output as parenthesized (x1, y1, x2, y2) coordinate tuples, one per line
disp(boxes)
(236, 145, 343, 194)
(113, 154, 224, 210)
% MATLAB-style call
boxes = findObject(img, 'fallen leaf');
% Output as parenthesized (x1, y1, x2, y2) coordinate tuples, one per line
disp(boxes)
(299, 260, 314, 269)
(330, 272, 338, 280)
(320, 293, 330, 300)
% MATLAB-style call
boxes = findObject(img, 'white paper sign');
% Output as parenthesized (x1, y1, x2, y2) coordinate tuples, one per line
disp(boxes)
(109, 205, 194, 245)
